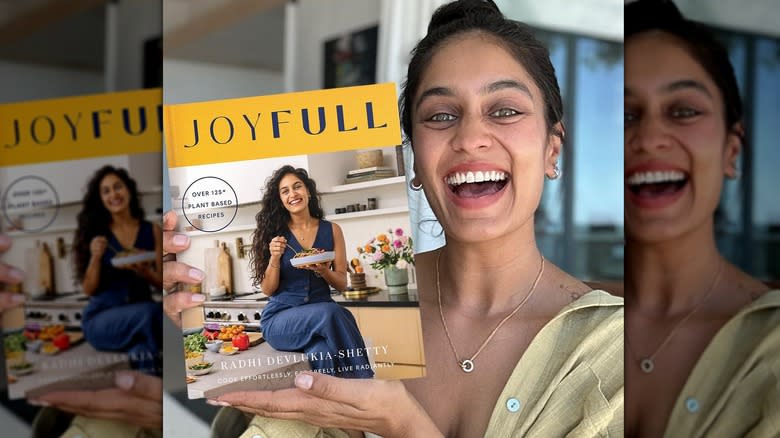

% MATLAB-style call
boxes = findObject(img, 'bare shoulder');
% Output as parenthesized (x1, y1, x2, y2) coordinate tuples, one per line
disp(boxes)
(544, 260, 596, 302)
(727, 262, 771, 302)
(330, 221, 344, 236)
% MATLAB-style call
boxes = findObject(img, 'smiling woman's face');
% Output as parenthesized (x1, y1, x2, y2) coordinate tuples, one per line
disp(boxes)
(99, 173, 130, 215)
(278, 173, 309, 214)
(624, 31, 741, 244)
(411, 32, 560, 244)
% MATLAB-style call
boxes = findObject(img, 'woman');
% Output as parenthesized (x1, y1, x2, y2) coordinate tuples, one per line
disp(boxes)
(74, 165, 163, 376)
(624, 1, 779, 436)
(202, 2, 623, 437)
(249, 165, 373, 379)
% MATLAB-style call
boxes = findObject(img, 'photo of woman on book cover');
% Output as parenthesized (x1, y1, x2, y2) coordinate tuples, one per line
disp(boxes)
(73, 165, 163, 375)
(250, 165, 374, 379)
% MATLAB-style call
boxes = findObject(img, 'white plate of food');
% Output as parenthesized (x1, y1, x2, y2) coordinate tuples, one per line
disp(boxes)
(289, 249, 335, 268)
(219, 345, 239, 356)
(8, 362, 34, 376)
(111, 251, 156, 268)
(187, 362, 214, 376)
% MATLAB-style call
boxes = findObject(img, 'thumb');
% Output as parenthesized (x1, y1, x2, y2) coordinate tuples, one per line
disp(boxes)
(294, 372, 365, 405)
(115, 371, 162, 402)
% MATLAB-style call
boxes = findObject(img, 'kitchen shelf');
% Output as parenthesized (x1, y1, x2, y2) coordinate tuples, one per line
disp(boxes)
(324, 176, 405, 194)
(325, 206, 409, 221)
(183, 222, 257, 237)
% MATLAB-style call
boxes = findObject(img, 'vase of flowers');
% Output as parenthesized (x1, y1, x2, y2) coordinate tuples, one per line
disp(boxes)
(358, 228, 414, 294)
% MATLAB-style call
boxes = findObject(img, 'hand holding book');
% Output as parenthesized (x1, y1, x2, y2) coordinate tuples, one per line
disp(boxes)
(161, 211, 206, 328)
(211, 372, 443, 438)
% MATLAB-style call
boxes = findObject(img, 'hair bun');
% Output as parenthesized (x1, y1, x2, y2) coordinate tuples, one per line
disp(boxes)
(626, 0, 685, 34)
(427, 0, 502, 34)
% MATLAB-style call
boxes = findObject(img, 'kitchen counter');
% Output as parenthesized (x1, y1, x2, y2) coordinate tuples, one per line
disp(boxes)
(8, 336, 130, 399)
(186, 342, 311, 399)
(334, 288, 419, 307)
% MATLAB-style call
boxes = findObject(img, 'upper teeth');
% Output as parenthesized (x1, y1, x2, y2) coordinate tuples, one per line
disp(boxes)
(446, 171, 507, 186)
(626, 171, 686, 185)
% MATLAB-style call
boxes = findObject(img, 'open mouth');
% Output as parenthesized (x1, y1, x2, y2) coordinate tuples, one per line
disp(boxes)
(626, 170, 688, 198)
(288, 198, 303, 206)
(445, 170, 509, 198)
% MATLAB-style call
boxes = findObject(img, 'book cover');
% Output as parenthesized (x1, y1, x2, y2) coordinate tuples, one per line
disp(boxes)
(0, 89, 163, 399)
(164, 83, 426, 399)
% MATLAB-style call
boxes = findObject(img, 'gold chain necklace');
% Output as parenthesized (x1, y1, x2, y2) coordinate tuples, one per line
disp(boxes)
(436, 249, 545, 373)
(626, 258, 724, 373)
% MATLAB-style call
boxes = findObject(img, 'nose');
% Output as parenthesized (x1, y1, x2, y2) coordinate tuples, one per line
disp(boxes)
(627, 112, 671, 154)
(451, 114, 492, 153)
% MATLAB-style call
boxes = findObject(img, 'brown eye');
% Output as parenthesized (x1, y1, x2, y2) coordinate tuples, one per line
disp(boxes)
(489, 108, 520, 117)
(427, 113, 456, 122)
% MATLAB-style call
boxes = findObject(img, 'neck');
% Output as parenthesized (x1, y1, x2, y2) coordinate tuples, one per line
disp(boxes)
(288, 210, 315, 227)
(110, 210, 136, 226)
(626, 221, 723, 316)
(438, 225, 543, 316)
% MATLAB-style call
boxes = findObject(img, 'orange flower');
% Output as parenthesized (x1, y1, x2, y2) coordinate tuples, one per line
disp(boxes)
(377, 234, 389, 243)
(364, 244, 373, 253)
(381, 244, 391, 253)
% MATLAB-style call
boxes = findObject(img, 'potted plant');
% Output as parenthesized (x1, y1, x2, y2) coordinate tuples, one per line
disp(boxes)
(358, 228, 414, 294)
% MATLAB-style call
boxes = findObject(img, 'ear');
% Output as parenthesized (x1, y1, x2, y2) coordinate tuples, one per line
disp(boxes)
(723, 122, 743, 178)
(545, 122, 564, 177)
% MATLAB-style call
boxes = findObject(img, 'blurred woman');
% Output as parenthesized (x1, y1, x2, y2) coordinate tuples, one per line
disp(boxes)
(74, 165, 163, 375)
(624, 1, 779, 436)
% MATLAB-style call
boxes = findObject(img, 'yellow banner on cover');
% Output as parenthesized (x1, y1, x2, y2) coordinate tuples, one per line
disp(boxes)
(164, 83, 401, 168)
(0, 89, 162, 166)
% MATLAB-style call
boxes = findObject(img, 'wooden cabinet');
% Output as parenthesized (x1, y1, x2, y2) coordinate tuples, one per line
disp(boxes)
(351, 306, 425, 378)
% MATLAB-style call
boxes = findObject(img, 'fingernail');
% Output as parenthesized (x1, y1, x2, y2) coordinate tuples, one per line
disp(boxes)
(28, 400, 50, 407)
(173, 234, 189, 246)
(116, 372, 134, 390)
(11, 294, 25, 304)
(206, 399, 231, 407)
(0, 234, 10, 246)
(295, 373, 313, 389)
(8, 268, 24, 283)
(190, 293, 205, 302)
(189, 268, 205, 281)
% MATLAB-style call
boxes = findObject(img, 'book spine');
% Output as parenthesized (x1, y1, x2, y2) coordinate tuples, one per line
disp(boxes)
(395, 145, 405, 176)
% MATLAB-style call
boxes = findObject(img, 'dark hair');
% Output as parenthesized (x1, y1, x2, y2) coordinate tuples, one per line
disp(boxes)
(73, 166, 145, 281)
(400, 0, 564, 144)
(626, 0, 743, 129)
(249, 165, 324, 286)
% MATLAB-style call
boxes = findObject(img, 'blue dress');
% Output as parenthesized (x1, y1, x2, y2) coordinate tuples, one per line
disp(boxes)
(260, 220, 374, 378)
(81, 220, 162, 376)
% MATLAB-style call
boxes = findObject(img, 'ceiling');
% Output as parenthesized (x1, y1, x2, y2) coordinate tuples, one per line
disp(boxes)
(0, 0, 106, 71)
(163, 0, 286, 72)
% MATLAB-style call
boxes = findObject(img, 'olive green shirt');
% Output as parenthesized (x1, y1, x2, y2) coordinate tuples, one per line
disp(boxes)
(236, 290, 624, 438)
(663, 289, 780, 438)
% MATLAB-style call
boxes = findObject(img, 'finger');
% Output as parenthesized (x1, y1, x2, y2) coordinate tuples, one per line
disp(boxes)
(115, 371, 163, 402)
(0, 234, 11, 252)
(0, 263, 25, 284)
(163, 231, 190, 255)
(163, 210, 178, 232)
(293, 372, 369, 406)
(215, 390, 369, 430)
(0, 292, 25, 312)
(37, 389, 162, 430)
(163, 291, 205, 327)
(163, 261, 204, 288)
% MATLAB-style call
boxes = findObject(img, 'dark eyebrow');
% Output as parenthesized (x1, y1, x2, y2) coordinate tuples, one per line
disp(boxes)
(625, 79, 713, 99)
(415, 80, 533, 111)
(415, 87, 453, 111)
(481, 80, 532, 99)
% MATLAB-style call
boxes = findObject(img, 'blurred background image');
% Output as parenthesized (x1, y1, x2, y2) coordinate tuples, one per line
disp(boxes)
(0, 0, 162, 436)
(668, 1, 780, 286)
